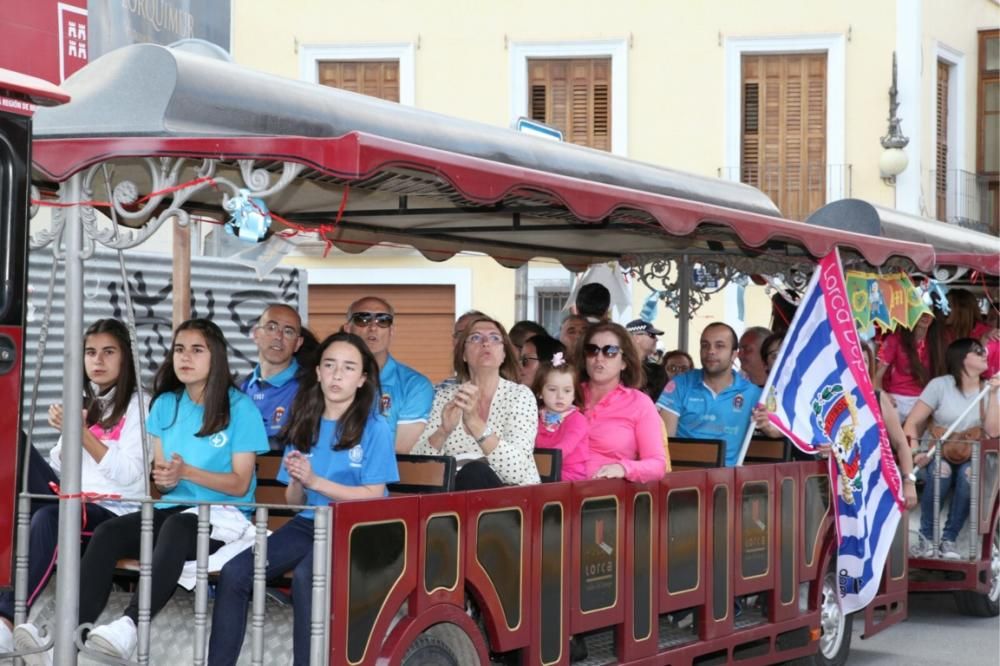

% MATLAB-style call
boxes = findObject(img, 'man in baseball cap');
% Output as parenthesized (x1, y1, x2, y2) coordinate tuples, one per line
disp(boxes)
(625, 319, 667, 400)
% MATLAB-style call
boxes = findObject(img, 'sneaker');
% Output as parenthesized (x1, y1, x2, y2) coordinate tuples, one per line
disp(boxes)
(910, 533, 935, 558)
(12, 623, 53, 666)
(85, 616, 136, 660)
(940, 540, 962, 560)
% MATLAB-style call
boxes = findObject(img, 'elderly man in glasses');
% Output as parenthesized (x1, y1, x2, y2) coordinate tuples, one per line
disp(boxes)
(656, 322, 761, 467)
(346, 296, 434, 453)
(242, 303, 304, 449)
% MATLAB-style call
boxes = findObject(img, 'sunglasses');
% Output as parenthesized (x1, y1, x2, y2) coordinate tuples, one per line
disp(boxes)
(350, 312, 394, 329)
(970, 346, 988, 357)
(583, 344, 621, 359)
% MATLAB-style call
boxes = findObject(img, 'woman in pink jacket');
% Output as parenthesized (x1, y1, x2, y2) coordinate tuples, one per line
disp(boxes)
(577, 322, 666, 482)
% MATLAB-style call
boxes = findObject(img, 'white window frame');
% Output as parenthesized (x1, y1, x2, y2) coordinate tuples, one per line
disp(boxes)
(723, 34, 847, 202)
(298, 43, 415, 106)
(508, 39, 629, 156)
(302, 267, 471, 323)
(933, 43, 967, 222)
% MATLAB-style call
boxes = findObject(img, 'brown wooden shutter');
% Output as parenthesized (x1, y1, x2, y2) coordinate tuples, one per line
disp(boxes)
(318, 60, 400, 102)
(741, 54, 827, 221)
(528, 58, 611, 151)
(936, 60, 950, 221)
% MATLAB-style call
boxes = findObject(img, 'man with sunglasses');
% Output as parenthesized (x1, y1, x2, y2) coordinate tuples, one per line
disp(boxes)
(346, 296, 434, 453)
(656, 322, 761, 467)
(242, 303, 304, 449)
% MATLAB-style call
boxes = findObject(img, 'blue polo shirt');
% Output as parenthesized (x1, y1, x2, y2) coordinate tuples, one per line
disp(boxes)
(148, 388, 269, 510)
(656, 369, 761, 467)
(379, 355, 434, 441)
(277, 412, 398, 520)
(241, 359, 300, 447)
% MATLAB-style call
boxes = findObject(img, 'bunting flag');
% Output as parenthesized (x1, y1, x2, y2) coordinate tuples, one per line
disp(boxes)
(755, 251, 903, 615)
(845, 270, 931, 334)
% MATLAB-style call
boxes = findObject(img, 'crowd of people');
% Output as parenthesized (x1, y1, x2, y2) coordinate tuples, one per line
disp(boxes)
(1, 283, 998, 664)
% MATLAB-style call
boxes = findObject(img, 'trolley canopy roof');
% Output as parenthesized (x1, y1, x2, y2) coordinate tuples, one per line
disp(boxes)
(28, 44, 953, 273)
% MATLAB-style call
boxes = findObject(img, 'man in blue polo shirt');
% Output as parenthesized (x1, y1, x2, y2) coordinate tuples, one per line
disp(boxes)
(657, 322, 760, 467)
(346, 296, 434, 453)
(241, 303, 303, 450)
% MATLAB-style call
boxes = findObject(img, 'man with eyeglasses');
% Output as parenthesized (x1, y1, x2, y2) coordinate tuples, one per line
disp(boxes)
(656, 322, 761, 467)
(346, 296, 434, 453)
(242, 303, 304, 450)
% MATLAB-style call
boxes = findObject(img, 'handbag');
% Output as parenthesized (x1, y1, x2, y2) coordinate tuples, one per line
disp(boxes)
(927, 396, 986, 465)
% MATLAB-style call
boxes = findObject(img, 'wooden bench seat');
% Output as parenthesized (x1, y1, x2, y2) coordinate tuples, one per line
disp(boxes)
(387, 454, 456, 494)
(668, 437, 725, 470)
(533, 448, 563, 483)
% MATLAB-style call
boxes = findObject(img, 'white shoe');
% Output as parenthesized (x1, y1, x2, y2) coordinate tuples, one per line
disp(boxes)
(940, 540, 962, 560)
(85, 616, 136, 659)
(12, 623, 53, 666)
(909, 533, 935, 558)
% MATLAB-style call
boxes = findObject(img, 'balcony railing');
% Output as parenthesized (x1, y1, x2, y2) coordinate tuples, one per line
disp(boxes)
(928, 168, 999, 233)
(718, 164, 853, 222)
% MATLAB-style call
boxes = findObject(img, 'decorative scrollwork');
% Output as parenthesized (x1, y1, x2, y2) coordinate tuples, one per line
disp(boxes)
(622, 252, 815, 317)
(237, 159, 305, 197)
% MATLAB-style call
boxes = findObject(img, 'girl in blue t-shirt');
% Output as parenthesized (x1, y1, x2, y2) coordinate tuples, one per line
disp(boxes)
(208, 332, 398, 666)
(79, 319, 269, 660)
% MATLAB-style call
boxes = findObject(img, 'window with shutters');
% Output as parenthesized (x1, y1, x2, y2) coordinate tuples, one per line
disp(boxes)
(317, 60, 400, 102)
(935, 60, 952, 222)
(527, 58, 611, 151)
(741, 53, 827, 221)
(978, 30, 999, 232)
(535, 289, 571, 338)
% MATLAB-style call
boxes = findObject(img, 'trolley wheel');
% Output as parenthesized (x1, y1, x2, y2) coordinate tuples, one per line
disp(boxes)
(402, 623, 480, 666)
(954, 521, 1000, 617)
(789, 569, 853, 666)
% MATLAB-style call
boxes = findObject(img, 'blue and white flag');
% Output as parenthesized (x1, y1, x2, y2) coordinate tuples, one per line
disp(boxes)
(754, 251, 903, 614)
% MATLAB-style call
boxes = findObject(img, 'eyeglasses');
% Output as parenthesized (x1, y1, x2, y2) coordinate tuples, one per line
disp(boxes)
(583, 344, 621, 359)
(666, 364, 691, 374)
(519, 355, 539, 367)
(259, 321, 300, 340)
(350, 312, 394, 329)
(466, 332, 504, 346)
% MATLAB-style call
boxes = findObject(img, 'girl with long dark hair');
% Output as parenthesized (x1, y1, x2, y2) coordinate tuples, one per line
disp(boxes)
(875, 312, 945, 421)
(5, 319, 148, 658)
(70, 319, 269, 660)
(208, 332, 397, 666)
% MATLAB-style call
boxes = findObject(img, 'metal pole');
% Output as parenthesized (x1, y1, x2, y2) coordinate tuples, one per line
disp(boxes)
(250, 507, 269, 666)
(968, 441, 981, 561)
(13, 495, 31, 626)
(192, 504, 211, 665)
(677, 254, 691, 352)
(136, 502, 154, 665)
(309, 508, 330, 665)
(52, 174, 84, 666)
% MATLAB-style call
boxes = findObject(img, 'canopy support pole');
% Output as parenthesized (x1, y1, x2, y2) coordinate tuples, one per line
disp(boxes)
(53, 173, 84, 666)
(678, 254, 691, 352)
(172, 219, 191, 327)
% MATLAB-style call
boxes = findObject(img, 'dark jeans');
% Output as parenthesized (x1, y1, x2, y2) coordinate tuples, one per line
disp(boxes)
(455, 460, 505, 490)
(78, 507, 222, 625)
(208, 515, 316, 666)
(919, 458, 971, 542)
(0, 441, 118, 621)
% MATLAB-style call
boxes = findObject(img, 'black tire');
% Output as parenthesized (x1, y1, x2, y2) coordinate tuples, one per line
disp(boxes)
(402, 623, 481, 666)
(954, 521, 1000, 617)
(402, 635, 461, 666)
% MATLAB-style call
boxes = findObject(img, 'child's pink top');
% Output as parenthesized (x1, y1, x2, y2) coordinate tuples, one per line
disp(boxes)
(535, 409, 591, 481)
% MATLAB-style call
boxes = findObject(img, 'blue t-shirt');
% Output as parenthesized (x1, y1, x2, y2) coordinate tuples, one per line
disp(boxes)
(277, 412, 398, 520)
(241, 359, 300, 444)
(657, 370, 761, 467)
(379, 355, 433, 441)
(148, 387, 270, 508)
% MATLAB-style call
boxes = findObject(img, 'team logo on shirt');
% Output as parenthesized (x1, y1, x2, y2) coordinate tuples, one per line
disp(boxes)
(663, 381, 676, 394)
(733, 395, 744, 410)
(380, 393, 392, 413)
(272, 406, 286, 425)
(209, 432, 229, 448)
(348, 445, 364, 466)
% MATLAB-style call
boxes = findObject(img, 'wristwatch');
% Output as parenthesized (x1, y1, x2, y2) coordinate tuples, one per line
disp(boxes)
(475, 425, 494, 446)
(904, 472, 917, 484)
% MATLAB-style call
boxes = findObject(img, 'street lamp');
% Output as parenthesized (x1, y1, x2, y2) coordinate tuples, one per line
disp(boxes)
(880, 52, 910, 185)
